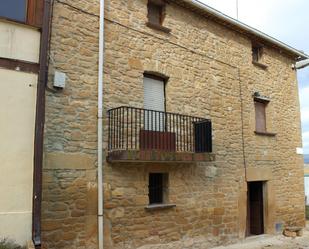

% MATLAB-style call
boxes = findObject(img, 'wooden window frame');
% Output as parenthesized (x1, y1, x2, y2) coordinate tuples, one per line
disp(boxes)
(146, 0, 171, 33)
(252, 42, 268, 69)
(252, 45, 263, 62)
(254, 98, 276, 136)
(0, 0, 43, 28)
(27, 0, 44, 27)
(254, 100, 267, 133)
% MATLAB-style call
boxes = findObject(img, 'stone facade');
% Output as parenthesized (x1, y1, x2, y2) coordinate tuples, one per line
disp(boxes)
(42, 0, 305, 248)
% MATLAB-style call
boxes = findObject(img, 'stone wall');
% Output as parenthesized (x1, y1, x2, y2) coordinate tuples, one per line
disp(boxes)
(42, 0, 99, 248)
(42, 0, 305, 248)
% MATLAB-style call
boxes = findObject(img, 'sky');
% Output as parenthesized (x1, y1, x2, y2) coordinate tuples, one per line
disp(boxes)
(199, 0, 309, 154)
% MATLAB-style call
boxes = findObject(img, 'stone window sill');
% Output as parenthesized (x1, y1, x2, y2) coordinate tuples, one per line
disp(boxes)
(146, 22, 171, 33)
(254, 131, 277, 137)
(145, 203, 176, 211)
(252, 61, 268, 70)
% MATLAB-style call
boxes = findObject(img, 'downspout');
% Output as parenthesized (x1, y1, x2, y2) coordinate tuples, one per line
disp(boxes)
(295, 59, 309, 69)
(32, 0, 52, 248)
(98, 0, 105, 248)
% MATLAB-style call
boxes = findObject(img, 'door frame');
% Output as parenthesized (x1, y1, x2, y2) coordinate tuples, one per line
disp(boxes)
(246, 181, 265, 236)
(240, 167, 275, 238)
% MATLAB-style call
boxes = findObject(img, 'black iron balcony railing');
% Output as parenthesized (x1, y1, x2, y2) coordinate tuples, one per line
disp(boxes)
(108, 106, 212, 153)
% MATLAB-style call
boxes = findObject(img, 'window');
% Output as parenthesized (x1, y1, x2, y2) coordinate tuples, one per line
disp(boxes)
(143, 74, 165, 131)
(148, 173, 168, 204)
(252, 43, 263, 63)
(253, 93, 276, 136)
(0, 0, 43, 27)
(147, 0, 165, 25)
(146, 0, 171, 33)
(0, 0, 28, 22)
(143, 75, 165, 114)
(254, 100, 267, 133)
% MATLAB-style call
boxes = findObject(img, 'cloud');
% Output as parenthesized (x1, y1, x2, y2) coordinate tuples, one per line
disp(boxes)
(300, 87, 309, 131)
(303, 132, 309, 152)
(200, 0, 309, 152)
(298, 87, 309, 152)
(199, 0, 309, 53)
(298, 69, 309, 89)
(301, 108, 309, 125)
(300, 86, 309, 108)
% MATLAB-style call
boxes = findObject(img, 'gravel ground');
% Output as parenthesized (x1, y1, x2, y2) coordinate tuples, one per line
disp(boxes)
(212, 229, 309, 249)
(138, 225, 309, 249)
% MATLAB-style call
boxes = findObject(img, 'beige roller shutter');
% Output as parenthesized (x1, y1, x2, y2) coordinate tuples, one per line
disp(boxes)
(143, 76, 165, 131)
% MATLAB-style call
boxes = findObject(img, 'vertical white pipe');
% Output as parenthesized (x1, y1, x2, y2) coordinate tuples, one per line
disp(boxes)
(236, 0, 239, 19)
(98, 0, 105, 248)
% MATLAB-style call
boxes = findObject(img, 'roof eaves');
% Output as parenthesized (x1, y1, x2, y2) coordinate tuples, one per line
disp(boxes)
(174, 0, 309, 60)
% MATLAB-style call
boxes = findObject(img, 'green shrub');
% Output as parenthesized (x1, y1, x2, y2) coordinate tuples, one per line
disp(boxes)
(0, 238, 26, 249)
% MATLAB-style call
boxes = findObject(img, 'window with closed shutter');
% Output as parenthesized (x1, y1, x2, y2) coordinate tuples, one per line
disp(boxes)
(255, 101, 266, 132)
(143, 75, 165, 131)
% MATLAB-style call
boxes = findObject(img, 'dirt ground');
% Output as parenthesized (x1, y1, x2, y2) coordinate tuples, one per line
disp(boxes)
(212, 227, 309, 249)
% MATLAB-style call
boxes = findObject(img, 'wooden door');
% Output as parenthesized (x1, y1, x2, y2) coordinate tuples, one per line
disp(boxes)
(248, 181, 264, 235)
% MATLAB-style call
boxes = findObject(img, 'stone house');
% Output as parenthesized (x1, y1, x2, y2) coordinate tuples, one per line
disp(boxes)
(41, 0, 308, 249)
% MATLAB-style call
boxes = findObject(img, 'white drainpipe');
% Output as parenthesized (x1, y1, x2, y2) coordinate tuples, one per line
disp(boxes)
(98, 0, 105, 248)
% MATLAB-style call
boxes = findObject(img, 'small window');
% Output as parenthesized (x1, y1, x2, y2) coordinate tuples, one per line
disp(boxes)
(0, 0, 28, 22)
(148, 173, 168, 204)
(147, 0, 165, 26)
(252, 43, 263, 62)
(254, 100, 267, 132)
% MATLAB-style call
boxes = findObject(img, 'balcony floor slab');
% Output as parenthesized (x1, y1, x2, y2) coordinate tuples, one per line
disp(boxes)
(107, 150, 215, 163)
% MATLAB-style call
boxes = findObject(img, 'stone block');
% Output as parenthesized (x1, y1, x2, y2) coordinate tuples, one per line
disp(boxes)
(283, 229, 297, 238)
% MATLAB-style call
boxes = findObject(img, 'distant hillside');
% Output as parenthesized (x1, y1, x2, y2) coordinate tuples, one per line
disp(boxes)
(305, 154, 309, 164)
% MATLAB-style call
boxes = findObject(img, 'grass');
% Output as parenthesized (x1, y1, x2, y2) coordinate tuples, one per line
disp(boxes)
(0, 238, 26, 249)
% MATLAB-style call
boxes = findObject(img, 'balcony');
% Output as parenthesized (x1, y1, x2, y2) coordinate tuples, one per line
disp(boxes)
(107, 106, 215, 163)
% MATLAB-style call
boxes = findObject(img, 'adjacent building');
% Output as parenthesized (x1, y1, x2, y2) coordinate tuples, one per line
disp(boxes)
(1, 0, 306, 248)
(0, 0, 48, 246)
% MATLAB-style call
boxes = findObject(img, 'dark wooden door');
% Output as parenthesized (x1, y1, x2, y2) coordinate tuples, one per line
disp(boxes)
(194, 121, 212, 153)
(248, 181, 264, 235)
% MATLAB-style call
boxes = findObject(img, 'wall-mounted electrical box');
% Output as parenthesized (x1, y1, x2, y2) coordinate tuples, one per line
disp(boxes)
(53, 71, 66, 88)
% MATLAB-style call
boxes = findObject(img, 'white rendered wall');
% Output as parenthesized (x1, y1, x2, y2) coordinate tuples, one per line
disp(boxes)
(0, 20, 40, 63)
(0, 69, 37, 245)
